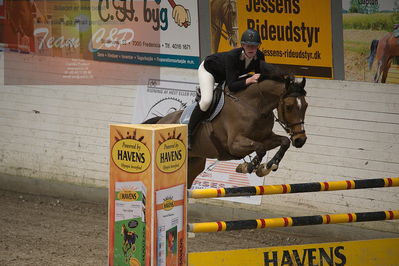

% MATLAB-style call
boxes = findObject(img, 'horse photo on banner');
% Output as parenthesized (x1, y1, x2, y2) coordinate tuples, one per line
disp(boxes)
(2, 0, 35, 52)
(342, 0, 399, 84)
(210, 0, 239, 54)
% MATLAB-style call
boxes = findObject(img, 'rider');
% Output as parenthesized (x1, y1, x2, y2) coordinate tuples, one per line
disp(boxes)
(188, 28, 265, 149)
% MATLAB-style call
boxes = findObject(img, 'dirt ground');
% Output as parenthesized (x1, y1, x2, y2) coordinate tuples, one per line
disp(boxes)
(0, 189, 397, 266)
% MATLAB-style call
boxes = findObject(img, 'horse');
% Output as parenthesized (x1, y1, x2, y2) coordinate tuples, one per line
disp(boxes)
(368, 31, 399, 83)
(210, 0, 239, 53)
(5, 0, 34, 51)
(144, 62, 308, 188)
(121, 224, 138, 261)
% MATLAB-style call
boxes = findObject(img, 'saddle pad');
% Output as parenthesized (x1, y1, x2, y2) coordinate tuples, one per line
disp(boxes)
(179, 102, 196, 124)
(179, 92, 225, 124)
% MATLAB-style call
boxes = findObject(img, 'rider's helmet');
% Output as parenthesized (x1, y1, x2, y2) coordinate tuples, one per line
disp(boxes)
(240, 29, 261, 45)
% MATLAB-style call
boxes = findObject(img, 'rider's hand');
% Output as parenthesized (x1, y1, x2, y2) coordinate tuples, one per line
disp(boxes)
(246, 73, 261, 85)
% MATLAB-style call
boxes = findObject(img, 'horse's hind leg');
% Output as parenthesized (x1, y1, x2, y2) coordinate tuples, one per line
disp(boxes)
(376, 56, 391, 83)
(381, 58, 392, 83)
(374, 62, 382, 82)
(188, 157, 206, 188)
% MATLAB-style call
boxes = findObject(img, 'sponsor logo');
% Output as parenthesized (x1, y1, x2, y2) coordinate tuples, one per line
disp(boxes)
(112, 139, 151, 173)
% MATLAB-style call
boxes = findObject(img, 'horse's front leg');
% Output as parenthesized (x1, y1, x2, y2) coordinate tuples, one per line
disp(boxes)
(256, 134, 290, 177)
(238, 151, 270, 174)
(228, 136, 266, 174)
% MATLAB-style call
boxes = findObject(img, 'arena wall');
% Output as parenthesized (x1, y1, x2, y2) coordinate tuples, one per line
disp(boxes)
(1, 54, 398, 232)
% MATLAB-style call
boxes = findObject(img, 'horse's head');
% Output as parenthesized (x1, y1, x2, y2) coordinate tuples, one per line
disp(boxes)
(277, 77, 308, 148)
(224, 0, 238, 47)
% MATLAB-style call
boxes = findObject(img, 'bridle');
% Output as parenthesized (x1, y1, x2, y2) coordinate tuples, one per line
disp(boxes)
(225, 78, 306, 139)
(275, 94, 306, 138)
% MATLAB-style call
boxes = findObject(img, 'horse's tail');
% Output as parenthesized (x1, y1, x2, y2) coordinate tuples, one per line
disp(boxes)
(142, 116, 163, 124)
(367, 39, 379, 69)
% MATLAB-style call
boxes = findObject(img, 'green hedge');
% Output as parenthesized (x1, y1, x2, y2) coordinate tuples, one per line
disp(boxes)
(343, 13, 398, 31)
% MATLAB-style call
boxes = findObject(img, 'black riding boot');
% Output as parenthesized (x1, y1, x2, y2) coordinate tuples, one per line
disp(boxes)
(188, 103, 207, 150)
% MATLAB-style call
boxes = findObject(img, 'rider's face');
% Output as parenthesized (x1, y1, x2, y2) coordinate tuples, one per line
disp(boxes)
(242, 44, 259, 58)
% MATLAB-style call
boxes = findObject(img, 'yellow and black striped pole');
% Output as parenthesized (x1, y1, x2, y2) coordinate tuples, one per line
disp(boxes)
(188, 210, 399, 233)
(187, 177, 399, 199)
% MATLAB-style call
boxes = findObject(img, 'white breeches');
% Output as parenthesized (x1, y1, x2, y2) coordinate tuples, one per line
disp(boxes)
(198, 61, 215, 111)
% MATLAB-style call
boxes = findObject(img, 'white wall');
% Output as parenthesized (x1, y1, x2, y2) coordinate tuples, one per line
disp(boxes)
(1, 52, 398, 231)
(0, 52, 196, 187)
(0, 52, 142, 187)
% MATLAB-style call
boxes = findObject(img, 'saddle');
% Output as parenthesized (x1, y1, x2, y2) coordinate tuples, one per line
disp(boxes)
(180, 83, 225, 124)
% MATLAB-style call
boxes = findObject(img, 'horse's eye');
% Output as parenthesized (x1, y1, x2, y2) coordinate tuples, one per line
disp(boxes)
(286, 105, 293, 112)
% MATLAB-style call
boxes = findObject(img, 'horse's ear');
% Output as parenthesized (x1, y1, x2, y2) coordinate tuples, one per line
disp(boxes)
(301, 77, 306, 88)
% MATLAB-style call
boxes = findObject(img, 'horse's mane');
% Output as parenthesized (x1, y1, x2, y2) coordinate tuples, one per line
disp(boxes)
(258, 61, 307, 96)
(142, 116, 163, 124)
(258, 61, 289, 83)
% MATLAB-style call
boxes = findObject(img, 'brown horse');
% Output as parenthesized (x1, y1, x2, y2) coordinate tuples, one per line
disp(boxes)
(145, 63, 308, 188)
(210, 0, 239, 53)
(368, 31, 399, 83)
(4, 0, 34, 51)
(121, 224, 138, 261)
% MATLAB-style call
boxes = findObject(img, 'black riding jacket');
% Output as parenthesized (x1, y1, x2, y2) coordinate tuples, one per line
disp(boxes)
(203, 47, 265, 92)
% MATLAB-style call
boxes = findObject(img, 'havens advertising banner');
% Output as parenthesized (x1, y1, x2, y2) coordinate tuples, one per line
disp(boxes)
(189, 238, 399, 266)
(212, 0, 333, 79)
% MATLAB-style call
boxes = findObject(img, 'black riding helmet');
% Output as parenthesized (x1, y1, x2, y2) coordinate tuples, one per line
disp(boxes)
(240, 29, 261, 45)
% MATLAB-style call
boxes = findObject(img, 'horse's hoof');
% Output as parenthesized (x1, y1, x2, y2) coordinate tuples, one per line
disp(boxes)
(256, 164, 278, 177)
(236, 163, 249, 173)
(271, 164, 278, 171)
(256, 164, 271, 177)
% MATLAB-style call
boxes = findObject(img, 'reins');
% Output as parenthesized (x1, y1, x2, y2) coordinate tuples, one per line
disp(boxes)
(224, 85, 269, 119)
(225, 80, 306, 137)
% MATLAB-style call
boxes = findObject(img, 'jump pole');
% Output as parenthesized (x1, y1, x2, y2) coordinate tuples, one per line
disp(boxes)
(188, 210, 399, 233)
(188, 177, 399, 199)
